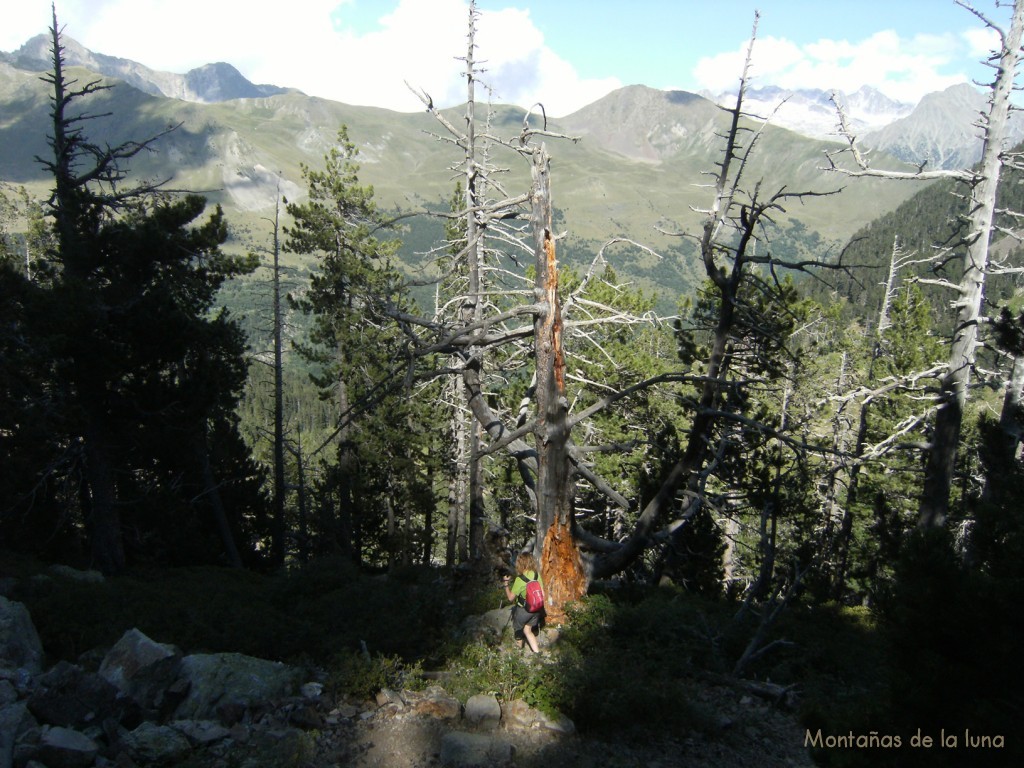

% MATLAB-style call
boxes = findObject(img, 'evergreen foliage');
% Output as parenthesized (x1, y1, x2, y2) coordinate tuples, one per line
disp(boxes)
(281, 126, 445, 566)
(0, 18, 260, 571)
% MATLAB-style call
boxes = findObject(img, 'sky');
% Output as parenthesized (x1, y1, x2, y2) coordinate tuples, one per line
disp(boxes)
(0, 0, 1009, 117)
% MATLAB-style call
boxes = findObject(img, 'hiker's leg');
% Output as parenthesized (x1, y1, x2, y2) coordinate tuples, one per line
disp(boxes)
(522, 622, 539, 653)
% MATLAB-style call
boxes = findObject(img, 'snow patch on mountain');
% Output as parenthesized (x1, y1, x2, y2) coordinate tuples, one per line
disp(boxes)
(702, 85, 914, 140)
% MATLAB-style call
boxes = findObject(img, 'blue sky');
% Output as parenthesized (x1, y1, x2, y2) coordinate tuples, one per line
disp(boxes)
(2, 0, 1006, 115)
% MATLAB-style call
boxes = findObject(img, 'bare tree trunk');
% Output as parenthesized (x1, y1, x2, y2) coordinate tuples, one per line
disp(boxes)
(980, 352, 1024, 502)
(447, 374, 468, 567)
(469, 419, 486, 563)
(833, 237, 906, 597)
(460, 1, 487, 566)
(995, 353, 1024, 464)
(918, 0, 1024, 527)
(722, 513, 741, 590)
(531, 146, 587, 622)
(271, 195, 287, 567)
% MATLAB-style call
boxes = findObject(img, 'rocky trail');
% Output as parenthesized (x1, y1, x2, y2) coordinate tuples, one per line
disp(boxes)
(2, 583, 815, 768)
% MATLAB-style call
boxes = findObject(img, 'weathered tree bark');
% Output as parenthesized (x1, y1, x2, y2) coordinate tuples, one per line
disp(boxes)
(994, 353, 1024, 465)
(469, 419, 486, 564)
(530, 146, 587, 622)
(460, 1, 487, 566)
(912, 2, 1020, 526)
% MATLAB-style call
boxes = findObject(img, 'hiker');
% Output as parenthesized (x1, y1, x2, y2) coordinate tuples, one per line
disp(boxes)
(503, 551, 544, 653)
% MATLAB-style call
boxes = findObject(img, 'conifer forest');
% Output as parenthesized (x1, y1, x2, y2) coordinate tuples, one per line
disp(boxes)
(1, 4, 1022, 767)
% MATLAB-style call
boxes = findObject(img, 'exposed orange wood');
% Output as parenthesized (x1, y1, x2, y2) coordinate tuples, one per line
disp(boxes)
(540, 513, 586, 625)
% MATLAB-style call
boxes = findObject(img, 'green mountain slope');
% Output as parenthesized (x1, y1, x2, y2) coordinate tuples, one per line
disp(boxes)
(1, 62, 926, 307)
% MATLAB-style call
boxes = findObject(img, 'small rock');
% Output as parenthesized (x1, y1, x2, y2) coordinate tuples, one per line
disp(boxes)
(464, 694, 501, 731)
(501, 698, 574, 734)
(404, 686, 461, 721)
(331, 703, 359, 719)
(98, 628, 179, 697)
(501, 699, 537, 730)
(172, 652, 302, 721)
(540, 712, 575, 734)
(168, 719, 231, 745)
(300, 682, 323, 699)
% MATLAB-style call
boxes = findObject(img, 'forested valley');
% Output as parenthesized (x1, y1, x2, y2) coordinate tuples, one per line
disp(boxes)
(1, 4, 1022, 767)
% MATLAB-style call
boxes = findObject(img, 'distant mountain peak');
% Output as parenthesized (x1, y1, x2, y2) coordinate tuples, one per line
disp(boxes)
(701, 84, 914, 140)
(860, 82, 1024, 169)
(1, 34, 295, 103)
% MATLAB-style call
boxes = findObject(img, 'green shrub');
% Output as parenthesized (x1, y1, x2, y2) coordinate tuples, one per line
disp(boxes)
(325, 649, 423, 700)
(442, 639, 534, 702)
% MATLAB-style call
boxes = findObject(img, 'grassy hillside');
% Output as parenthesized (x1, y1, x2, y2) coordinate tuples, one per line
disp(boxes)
(0, 63, 927, 312)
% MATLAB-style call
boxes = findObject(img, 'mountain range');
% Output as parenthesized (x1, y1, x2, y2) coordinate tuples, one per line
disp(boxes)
(0, 35, 1003, 303)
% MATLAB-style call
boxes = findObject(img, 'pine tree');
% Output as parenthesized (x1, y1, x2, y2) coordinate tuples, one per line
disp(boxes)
(285, 126, 412, 564)
(1, 11, 258, 571)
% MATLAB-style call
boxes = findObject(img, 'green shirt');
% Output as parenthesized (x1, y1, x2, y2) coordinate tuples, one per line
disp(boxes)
(511, 570, 542, 603)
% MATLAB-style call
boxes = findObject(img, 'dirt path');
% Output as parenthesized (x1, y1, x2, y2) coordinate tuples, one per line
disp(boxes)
(308, 681, 816, 768)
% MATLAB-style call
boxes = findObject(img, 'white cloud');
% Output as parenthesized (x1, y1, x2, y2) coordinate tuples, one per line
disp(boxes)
(962, 26, 1000, 59)
(4, 0, 618, 115)
(693, 29, 973, 104)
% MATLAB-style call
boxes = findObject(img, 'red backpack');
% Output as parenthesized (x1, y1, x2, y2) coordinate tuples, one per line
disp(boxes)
(523, 576, 545, 613)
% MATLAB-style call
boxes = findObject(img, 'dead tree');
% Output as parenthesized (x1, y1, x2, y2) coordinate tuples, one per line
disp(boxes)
(398, 8, 846, 619)
(824, 0, 1024, 528)
(591, 12, 841, 581)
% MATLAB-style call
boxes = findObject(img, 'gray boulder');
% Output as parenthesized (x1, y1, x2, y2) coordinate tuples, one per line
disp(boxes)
(173, 652, 303, 721)
(459, 607, 513, 643)
(99, 628, 178, 691)
(0, 681, 15, 708)
(27, 661, 134, 730)
(99, 628, 183, 718)
(0, 701, 37, 768)
(502, 698, 575, 734)
(34, 725, 98, 768)
(120, 721, 192, 765)
(167, 718, 230, 746)
(464, 694, 501, 731)
(0, 597, 43, 675)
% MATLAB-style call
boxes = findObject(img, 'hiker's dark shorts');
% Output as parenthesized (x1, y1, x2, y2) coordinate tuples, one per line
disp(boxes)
(512, 605, 541, 634)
